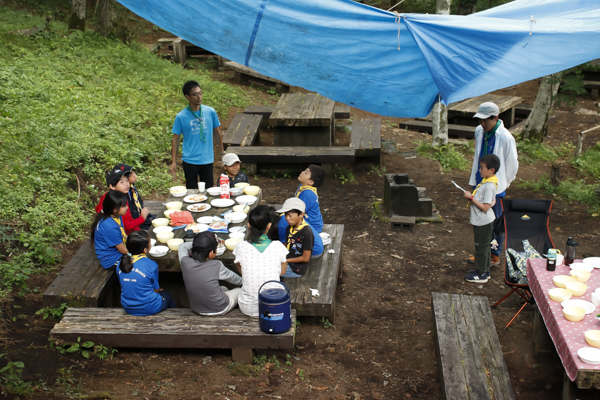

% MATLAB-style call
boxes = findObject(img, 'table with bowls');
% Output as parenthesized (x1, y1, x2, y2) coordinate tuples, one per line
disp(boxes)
(528, 257, 600, 387)
(147, 186, 262, 271)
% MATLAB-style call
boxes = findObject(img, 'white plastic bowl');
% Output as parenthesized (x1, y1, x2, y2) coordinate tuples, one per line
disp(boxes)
(570, 263, 594, 273)
(230, 187, 244, 196)
(149, 245, 169, 257)
(207, 187, 222, 196)
(225, 212, 247, 224)
(235, 195, 257, 205)
(153, 226, 173, 234)
(229, 231, 246, 240)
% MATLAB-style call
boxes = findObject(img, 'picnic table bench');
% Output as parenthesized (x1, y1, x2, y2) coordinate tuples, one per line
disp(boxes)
(399, 119, 477, 139)
(270, 93, 336, 147)
(244, 105, 350, 120)
(223, 113, 262, 149)
(50, 308, 295, 363)
(432, 292, 515, 400)
(350, 118, 381, 164)
(283, 224, 343, 323)
(224, 61, 290, 93)
(225, 146, 355, 177)
(449, 93, 522, 128)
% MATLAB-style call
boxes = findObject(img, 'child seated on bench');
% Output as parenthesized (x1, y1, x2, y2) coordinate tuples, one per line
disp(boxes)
(117, 230, 176, 315)
(125, 164, 156, 230)
(271, 206, 323, 259)
(221, 153, 249, 187)
(95, 164, 150, 234)
(91, 191, 129, 270)
(277, 198, 315, 279)
(234, 205, 288, 317)
(178, 232, 242, 315)
(278, 164, 325, 235)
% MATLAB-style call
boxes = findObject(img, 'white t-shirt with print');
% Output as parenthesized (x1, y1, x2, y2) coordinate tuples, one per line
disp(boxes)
(233, 241, 288, 317)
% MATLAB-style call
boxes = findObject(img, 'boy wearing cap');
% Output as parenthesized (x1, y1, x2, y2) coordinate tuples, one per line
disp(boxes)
(221, 153, 249, 188)
(126, 167, 156, 230)
(95, 164, 150, 235)
(277, 198, 315, 278)
(469, 102, 519, 267)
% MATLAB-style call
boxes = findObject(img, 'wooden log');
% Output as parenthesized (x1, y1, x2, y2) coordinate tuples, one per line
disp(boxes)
(551, 164, 562, 187)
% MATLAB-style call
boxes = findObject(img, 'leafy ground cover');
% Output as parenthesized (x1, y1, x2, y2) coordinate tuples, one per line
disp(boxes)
(0, 6, 249, 296)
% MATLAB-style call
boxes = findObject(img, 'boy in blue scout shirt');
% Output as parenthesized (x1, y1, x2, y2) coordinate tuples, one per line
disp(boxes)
(170, 80, 225, 189)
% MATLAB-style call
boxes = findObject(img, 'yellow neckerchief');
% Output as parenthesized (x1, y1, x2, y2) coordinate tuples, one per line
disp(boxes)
(111, 216, 127, 244)
(131, 254, 146, 263)
(296, 184, 317, 197)
(468, 176, 498, 208)
(131, 186, 142, 214)
(287, 218, 309, 250)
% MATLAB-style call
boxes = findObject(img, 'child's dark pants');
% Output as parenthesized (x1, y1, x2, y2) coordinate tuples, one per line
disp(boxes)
(473, 221, 493, 274)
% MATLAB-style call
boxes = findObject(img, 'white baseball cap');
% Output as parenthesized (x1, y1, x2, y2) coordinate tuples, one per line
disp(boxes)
(473, 102, 500, 119)
(221, 153, 241, 166)
(277, 198, 306, 214)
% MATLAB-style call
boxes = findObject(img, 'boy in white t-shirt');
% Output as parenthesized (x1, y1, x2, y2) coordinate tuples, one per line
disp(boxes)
(463, 154, 500, 283)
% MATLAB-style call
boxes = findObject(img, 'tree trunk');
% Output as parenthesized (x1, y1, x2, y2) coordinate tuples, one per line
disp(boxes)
(68, 0, 86, 32)
(97, 0, 116, 37)
(432, 101, 449, 147)
(431, 0, 451, 147)
(520, 72, 563, 142)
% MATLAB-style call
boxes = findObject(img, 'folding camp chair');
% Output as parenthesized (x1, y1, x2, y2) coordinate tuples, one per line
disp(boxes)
(492, 199, 554, 329)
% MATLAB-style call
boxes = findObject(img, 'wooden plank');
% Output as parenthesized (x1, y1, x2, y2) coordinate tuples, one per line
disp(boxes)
(269, 93, 335, 127)
(243, 106, 275, 119)
(350, 118, 381, 157)
(399, 120, 476, 139)
(334, 105, 351, 119)
(51, 308, 295, 351)
(432, 292, 470, 399)
(224, 61, 289, 87)
(223, 113, 262, 149)
(583, 81, 600, 90)
(448, 94, 522, 116)
(226, 147, 354, 164)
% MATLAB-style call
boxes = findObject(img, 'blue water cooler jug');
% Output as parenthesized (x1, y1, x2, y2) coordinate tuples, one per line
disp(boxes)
(258, 281, 291, 334)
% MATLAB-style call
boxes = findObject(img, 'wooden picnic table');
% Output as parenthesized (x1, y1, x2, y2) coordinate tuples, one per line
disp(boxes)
(147, 189, 263, 271)
(269, 93, 335, 147)
(448, 93, 522, 128)
(527, 258, 600, 399)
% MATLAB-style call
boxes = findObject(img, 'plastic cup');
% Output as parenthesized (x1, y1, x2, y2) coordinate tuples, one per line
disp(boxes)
(198, 182, 206, 192)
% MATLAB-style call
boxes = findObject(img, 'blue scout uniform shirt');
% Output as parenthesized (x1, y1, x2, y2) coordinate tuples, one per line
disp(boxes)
(94, 217, 125, 269)
(171, 105, 221, 165)
(278, 215, 323, 257)
(295, 185, 323, 233)
(117, 256, 163, 316)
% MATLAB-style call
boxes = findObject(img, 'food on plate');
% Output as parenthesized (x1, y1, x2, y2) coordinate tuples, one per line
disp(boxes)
(188, 203, 211, 212)
(184, 194, 207, 203)
(209, 220, 228, 231)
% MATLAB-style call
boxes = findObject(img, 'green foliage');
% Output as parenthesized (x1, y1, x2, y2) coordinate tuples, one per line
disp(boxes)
(55, 366, 84, 399)
(367, 164, 386, 177)
(555, 63, 600, 107)
(0, 6, 249, 296)
(572, 143, 600, 177)
(253, 353, 267, 367)
(0, 354, 43, 396)
(371, 200, 390, 223)
(49, 337, 117, 360)
(517, 177, 600, 215)
(228, 362, 260, 377)
(321, 317, 335, 329)
(414, 141, 471, 171)
(516, 138, 573, 163)
(35, 303, 68, 320)
(335, 168, 355, 185)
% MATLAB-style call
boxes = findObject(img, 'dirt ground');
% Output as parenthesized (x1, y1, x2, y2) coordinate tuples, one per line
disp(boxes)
(3, 52, 600, 399)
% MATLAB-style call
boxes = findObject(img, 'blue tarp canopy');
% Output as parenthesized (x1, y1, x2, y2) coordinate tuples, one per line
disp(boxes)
(116, 0, 600, 118)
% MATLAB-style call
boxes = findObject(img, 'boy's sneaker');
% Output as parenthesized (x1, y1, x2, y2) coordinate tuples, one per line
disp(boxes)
(467, 254, 501, 266)
(465, 270, 490, 283)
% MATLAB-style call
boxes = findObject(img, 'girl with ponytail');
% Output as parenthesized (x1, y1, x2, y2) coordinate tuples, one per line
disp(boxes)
(232, 205, 288, 317)
(117, 230, 176, 315)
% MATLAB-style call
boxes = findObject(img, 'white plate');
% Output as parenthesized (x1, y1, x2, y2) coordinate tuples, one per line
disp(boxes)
(149, 245, 169, 257)
(570, 263, 594, 273)
(225, 212, 247, 224)
(197, 216, 216, 224)
(211, 198, 235, 208)
(235, 195, 257, 205)
(561, 300, 595, 314)
(578, 347, 600, 364)
(184, 194, 208, 203)
(583, 257, 600, 269)
(229, 226, 246, 233)
(187, 203, 212, 213)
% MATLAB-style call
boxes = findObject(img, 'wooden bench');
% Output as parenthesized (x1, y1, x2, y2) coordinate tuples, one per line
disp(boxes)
(226, 146, 355, 177)
(50, 308, 295, 363)
(43, 239, 116, 308)
(399, 119, 476, 139)
(432, 292, 515, 400)
(350, 118, 381, 165)
(223, 113, 262, 149)
(244, 105, 350, 120)
(224, 61, 291, 93)
(584, 81, 600, 99)
(156, 37, 215, 65)
(283, 224, 343, 324)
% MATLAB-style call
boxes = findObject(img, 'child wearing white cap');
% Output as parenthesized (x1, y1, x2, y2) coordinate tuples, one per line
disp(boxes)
(277, 198, 315, 278)
(221, 153, 249, 188)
